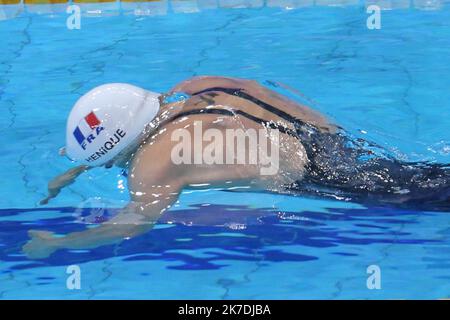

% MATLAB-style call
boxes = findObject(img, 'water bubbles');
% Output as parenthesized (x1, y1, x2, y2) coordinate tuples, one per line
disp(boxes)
(225, 223, 247, 230)
(427, 141, 450, 156)
(117, 179, 125, 190)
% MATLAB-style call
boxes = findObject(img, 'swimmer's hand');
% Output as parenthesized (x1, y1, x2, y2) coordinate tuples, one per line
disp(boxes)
(39, 165, 90, 205)
(22, 230, 59, 259)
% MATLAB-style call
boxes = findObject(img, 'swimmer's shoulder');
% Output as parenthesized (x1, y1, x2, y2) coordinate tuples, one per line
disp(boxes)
(170, 75, 255, 95)
(169, 75, 339, 134)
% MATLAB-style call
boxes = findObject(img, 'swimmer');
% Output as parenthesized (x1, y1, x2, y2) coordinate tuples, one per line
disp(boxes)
(23, 76, 450, 259)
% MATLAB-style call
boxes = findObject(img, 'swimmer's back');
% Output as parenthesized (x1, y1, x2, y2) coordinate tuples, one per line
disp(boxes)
(169, 76, 338, 134)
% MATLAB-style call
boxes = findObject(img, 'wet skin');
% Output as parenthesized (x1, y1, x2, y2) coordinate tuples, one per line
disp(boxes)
(23, 76, 338, 259)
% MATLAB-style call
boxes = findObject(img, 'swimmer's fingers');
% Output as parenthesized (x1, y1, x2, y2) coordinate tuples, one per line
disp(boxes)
(39, 188, 61, 206)
(39, 165, 90, 205)
(39, 197, 50, 206)
(23, 230, 58, 259)
(28, 229, 55, 239)
(39, 194, 57, 205)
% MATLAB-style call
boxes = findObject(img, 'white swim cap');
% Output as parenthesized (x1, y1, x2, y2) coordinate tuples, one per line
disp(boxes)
(65, 83, 160, 166)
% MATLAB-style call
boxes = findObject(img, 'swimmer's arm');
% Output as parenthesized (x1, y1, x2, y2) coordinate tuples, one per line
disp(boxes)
(40, 165, 91, 205)
(24, 183, 182, 259)
(25, 132, 185, 258)
(49, 199, 172, 249)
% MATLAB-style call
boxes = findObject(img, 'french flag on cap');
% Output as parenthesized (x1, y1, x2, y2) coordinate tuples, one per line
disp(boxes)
(73, 111, 101, 146)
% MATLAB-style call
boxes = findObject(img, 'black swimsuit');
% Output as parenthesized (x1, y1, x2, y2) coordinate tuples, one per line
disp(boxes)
(164, 87, 450, 211)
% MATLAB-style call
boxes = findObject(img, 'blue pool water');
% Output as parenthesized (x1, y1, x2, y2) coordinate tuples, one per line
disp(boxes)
(1, 2, 450, 299)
